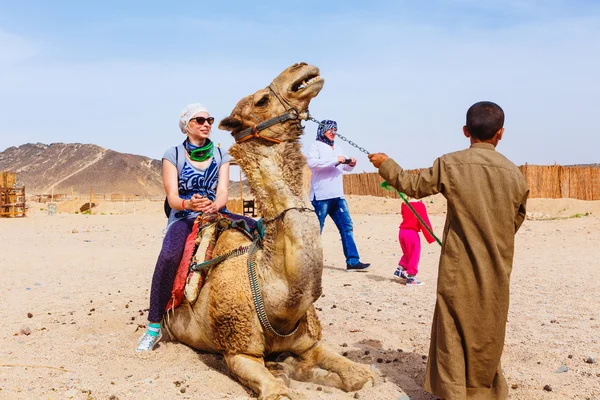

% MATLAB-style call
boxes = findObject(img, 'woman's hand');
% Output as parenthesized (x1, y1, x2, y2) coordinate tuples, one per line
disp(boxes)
(199, 198, 218, 214)
(186, 194, 218, 213)
(187, 194, 205, 212)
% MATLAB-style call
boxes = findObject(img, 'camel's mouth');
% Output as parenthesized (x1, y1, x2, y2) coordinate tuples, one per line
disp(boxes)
(291, 73, 322, 93)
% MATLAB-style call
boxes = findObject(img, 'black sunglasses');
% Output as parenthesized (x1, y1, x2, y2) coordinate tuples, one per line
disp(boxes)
(191, 116, 215, 125)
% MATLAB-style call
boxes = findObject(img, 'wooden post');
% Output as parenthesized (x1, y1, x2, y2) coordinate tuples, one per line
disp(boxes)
(239, 168, 243, 206)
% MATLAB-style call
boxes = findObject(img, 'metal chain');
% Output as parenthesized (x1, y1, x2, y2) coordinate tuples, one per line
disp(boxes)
(247, 242, 301, 338)
(308, 112, 442, 244)
(306, 113, 370, 155)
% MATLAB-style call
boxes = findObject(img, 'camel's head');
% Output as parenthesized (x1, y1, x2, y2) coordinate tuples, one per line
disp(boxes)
(219, 62, 324, 142)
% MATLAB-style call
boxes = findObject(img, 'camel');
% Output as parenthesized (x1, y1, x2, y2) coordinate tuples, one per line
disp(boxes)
(165, 62, 374, 400)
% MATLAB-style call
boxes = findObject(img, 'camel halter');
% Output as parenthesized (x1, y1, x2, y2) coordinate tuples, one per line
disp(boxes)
(233, 83, 308, 144)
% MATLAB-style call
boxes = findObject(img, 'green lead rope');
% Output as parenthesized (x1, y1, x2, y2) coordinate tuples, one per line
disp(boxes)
(381, 181, 442, 247)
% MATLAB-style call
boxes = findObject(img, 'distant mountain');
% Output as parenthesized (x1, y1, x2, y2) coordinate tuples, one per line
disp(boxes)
(0, 143, 164, 195)
(0, 143, 251, 197)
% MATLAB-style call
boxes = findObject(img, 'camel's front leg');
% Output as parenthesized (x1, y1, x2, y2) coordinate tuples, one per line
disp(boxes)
(225, 353, 292, 400)
(299, 341, 374, 392)
(266, 356, 345, 389)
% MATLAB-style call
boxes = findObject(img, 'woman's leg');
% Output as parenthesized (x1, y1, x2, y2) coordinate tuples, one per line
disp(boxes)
(329, 198, 360, 266)
(311, 197, 331, 234)
(147, 218, 194, 322)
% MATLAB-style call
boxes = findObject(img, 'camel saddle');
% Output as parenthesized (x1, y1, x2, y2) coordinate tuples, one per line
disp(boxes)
(165, 212, 260, 312)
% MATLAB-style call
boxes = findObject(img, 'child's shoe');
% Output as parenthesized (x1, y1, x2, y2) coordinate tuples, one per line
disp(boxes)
(394, 267, 408, 279)
(406, 276, 424, 285)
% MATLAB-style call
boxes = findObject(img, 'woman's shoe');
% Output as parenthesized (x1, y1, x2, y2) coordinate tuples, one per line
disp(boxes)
(136, 329, 163, 352)
(346, 262, 370, 272)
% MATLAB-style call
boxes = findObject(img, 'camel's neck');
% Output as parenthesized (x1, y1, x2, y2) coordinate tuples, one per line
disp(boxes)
(230, 138, 322, 329)
(234, 141, 307, 220)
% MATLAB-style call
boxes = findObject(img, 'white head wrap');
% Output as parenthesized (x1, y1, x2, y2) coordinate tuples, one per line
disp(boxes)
(179, 103, 209, 134)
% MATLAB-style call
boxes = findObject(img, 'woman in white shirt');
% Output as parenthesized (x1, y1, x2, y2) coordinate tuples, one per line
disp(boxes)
(306, 120, 370, 272)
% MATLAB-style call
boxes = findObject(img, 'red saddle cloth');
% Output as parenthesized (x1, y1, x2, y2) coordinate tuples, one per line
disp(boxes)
(165, 214, 217, 312)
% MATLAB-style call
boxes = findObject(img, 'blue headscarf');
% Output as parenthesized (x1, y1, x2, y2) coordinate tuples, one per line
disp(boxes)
(316, 119, 337, 146)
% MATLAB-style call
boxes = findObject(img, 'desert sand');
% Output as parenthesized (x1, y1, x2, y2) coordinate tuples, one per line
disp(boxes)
(1, 195, 599, 400)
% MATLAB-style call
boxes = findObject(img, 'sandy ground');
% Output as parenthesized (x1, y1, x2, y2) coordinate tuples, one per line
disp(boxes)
(1, 196, 599, 400)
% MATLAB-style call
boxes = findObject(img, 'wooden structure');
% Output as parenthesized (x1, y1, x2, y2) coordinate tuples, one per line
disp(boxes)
(0, 171, 26, 217)
(243, 200, 257, 217)
(342, 164, 600, 201)
(226, 156, 260, 216)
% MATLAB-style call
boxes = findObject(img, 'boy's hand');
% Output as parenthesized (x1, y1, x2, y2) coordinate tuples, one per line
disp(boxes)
(368, 153, 389, 169)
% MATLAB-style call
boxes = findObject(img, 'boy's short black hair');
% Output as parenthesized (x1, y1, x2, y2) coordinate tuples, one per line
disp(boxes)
(466, 101, 504, 140)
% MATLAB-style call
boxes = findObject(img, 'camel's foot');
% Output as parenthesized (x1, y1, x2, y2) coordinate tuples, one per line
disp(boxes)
(224, 353, 292, 400)
(267, 357, 345, 390)
(265, 361, 291, 387)
(338, 361, 374, 392)
(267, 349, 374, 393)
(263, 395, 291, 400)
(297, 342, 375, 392)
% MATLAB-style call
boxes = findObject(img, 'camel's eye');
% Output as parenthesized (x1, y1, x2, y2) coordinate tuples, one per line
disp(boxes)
(255, 95, 269, 107)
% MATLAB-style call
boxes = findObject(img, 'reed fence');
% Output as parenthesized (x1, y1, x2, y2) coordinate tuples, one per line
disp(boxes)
(342, 165, 600, 200)
(13, 164, 600, 211)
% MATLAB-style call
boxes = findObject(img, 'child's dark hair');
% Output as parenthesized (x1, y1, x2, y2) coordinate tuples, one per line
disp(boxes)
(466, 101, 504, 140)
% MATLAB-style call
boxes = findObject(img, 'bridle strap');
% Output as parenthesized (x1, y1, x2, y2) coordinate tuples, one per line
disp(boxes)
(233, 82, 306, 144)
(233, 109, 300, 144)
(269, 82, 294, 110)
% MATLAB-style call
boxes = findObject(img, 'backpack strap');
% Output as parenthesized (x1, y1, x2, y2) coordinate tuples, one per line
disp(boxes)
(217, 147, 223, 168)
(175, 143, 186, 174)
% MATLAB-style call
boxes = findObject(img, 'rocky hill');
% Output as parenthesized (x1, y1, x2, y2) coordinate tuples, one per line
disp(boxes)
(0, 143, 251, 197)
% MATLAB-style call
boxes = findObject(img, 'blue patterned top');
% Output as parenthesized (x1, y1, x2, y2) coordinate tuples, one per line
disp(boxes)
(163, 142, 231, 223)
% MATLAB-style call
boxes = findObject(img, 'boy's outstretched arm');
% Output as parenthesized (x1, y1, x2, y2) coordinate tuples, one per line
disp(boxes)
(369, 153, 447, 199)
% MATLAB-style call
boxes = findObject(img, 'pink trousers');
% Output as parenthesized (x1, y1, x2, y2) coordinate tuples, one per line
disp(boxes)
(398, 228, 421, 276)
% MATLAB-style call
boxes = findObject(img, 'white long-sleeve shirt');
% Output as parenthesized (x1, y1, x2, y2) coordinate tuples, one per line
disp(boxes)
(307, 141, 355, 201)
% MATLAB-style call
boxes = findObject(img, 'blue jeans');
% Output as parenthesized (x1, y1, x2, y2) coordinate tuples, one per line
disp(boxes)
(311, 197, 360, 266)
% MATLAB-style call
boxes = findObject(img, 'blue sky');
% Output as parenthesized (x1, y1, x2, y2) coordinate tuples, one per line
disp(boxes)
(1, 0, 599, 173)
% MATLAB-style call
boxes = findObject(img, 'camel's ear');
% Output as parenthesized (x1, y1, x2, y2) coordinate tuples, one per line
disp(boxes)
(218, 116, 243, 132)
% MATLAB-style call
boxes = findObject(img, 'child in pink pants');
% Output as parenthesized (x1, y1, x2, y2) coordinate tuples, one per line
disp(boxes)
(394, 201, 435, 285)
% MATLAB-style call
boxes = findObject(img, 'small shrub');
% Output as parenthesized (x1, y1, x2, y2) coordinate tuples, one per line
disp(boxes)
(569, 212, 590, 218)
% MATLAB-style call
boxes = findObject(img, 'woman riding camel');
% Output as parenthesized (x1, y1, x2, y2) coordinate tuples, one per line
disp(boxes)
(136, 103, 231, 351)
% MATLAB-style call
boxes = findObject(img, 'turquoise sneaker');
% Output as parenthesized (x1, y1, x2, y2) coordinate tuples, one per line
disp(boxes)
(136, 329, 163, 352)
